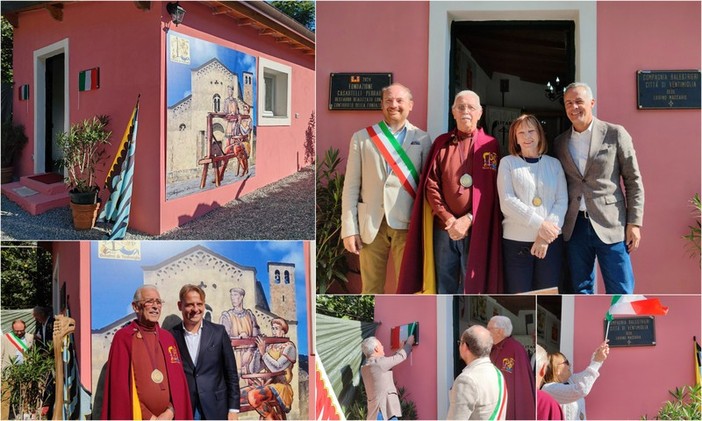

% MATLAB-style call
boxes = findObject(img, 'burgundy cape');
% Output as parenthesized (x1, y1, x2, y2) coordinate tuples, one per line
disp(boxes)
(101, 321, 193, 420)
(537, 390, 564, 420)
(397, 127, 503, 294)
(491, 337, 536, 420)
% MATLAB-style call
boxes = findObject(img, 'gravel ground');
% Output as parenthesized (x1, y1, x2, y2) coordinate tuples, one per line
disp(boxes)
(1, 166, 314, 241)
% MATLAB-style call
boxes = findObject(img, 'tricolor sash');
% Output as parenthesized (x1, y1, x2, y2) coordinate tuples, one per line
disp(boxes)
(5, 332, 30, 353)
(490, 365, 508, 420)
(366, 121, 419, 198)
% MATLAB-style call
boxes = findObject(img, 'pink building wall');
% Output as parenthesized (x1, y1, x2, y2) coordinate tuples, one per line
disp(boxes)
(571, 295, 701, 420)
(49, 241, 92, 390)
(11, 1, 314, 235)
(596, 1, 701, 293)
(316, 1, 430, 167)
(374, 296, 438, 420)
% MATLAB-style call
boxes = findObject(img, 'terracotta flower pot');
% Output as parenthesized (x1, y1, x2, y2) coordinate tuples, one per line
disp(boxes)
(70, 202, 100, 230)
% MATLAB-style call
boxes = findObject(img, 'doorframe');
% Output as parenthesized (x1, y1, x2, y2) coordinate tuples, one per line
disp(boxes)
(33, 38, 70, 174)
(427, 1, 597, 137)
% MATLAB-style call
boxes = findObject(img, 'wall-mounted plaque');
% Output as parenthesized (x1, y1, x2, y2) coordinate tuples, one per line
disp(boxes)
(637, 70, 701, 109)
(604, 316, 656, 347)
(329, 73, 392, 110)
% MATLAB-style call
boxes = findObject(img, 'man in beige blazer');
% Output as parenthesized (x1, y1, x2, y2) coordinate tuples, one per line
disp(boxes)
(360, 335, 414, 420)
(2, 319, 34, 420)
(341, 83, 431, 293)
(554, 82, 644, 294)
(447, 326, 507, 420)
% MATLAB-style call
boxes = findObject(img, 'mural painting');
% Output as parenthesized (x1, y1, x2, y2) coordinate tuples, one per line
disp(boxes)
(90, 241, 308, 420)
(166, 32, 257, 200)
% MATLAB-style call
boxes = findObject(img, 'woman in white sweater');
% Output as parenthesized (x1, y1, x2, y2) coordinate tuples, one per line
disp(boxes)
(497, 114, 567, 293)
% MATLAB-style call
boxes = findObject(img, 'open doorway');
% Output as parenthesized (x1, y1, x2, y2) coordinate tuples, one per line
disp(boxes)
(34, 39, 69, 175)
(449, 21, 575, 156)
(44, 53, 65, 174)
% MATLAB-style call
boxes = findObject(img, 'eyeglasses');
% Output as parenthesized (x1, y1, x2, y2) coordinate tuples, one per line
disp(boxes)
(141, 299, 164, 307)
(454, 104, 480, 112)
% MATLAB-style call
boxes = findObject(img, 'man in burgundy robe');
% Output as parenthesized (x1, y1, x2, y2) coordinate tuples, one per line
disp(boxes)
(101, 285, 192, 420)
(488, 316, 536, 420)
(397, 90, 502, 294)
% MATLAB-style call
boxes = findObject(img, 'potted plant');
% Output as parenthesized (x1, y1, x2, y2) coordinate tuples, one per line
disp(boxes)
(316, 148, 350, 293)
(0, 121, 28, 184)
(1, 344, 54, 419)
(57, 115, 112, 230)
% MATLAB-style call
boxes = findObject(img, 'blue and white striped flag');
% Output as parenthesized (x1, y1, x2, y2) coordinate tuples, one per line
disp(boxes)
(98, 96, 140, 240)
(61, 309, 92, 420)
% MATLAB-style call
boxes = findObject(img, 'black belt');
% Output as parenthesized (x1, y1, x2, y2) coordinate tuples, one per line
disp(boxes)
(579, 210, 589, 219)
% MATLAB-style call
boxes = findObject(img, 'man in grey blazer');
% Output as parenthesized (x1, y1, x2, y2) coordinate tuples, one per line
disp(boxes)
(341, 83, 431, 293)
(554, 82, 644, 294)
(360, 335, 415, 420)
(170, 284, 240, 420)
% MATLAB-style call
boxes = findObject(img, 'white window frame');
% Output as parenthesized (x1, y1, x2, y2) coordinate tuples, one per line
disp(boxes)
(258, 57, 292, 126)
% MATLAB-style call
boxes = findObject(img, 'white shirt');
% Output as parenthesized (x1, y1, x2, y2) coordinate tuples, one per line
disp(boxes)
(542, 360, 603, 420)
(567, 121, 594, 211)
(183, 322, 203, 367)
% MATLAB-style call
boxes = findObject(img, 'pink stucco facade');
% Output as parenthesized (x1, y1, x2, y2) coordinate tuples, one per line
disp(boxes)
(374, 295, 438, 420)
(11, 1, 314, 235)
(595, 1, 701, 293)
(571, 295, 701, 420)
(48, 241, 92, 389)
(317, 1, 701, 294)
(316, 1, 429, 169)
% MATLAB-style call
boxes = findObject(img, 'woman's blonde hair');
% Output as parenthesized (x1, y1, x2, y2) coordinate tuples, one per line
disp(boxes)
(543, 351, 567, 383)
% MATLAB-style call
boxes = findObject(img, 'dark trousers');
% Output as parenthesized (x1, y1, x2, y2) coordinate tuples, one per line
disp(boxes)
(433, 226, 470, 294)
(502, 237, 564, 293)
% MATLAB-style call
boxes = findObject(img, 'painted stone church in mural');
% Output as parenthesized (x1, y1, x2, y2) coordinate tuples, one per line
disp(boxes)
(91, 246, 302, 420)
(166, 58, 256, 185)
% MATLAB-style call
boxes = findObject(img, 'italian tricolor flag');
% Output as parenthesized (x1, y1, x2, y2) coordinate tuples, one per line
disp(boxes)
(390, 321, 418, 350)
(18, 84, 29, 101)
(79, 68, 100, 92)
(605, 295, 669, 321)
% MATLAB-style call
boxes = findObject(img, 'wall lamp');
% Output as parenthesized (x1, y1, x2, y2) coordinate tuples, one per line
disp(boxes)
(166, 2, 186, 26)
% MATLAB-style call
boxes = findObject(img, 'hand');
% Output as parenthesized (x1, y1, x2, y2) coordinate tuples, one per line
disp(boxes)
(626, 224, 641, 252)
(228, 412, 239, 420)
(446, 215, 471, 240)
(155, 408, 174, 420)
(256, 336, 266, 354)
(593, 340, 610, 362)
(538, 221, 560, 244)
(531, 236, 549, 259)
(343, 235, 363, 255)
(406, 335, 415, 346)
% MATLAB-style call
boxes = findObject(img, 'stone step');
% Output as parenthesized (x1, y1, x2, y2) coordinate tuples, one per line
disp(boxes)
(1, 181, 70, 215)
(20, 173, 67, 195)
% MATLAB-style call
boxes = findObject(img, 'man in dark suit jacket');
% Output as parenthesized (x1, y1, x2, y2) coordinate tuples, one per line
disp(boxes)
(554, 82, 644, 294)
(170, 284, 240, 420)
(32, 306, 55, 349)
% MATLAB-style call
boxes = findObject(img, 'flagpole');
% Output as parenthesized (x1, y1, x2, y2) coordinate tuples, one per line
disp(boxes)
(605, 320, 611, 341)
